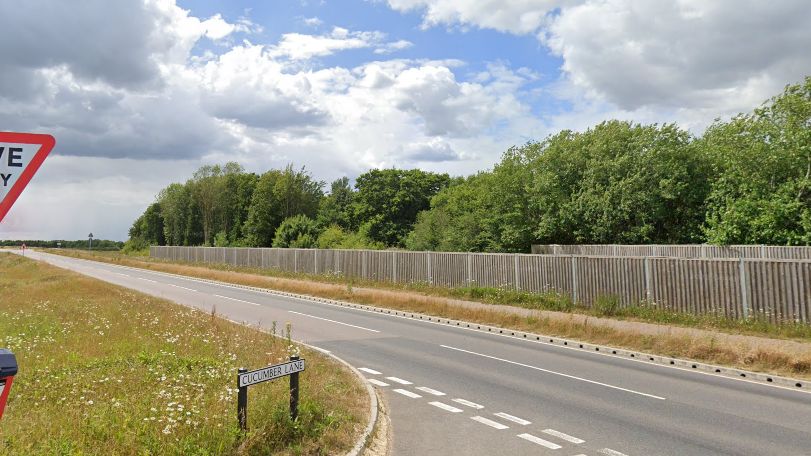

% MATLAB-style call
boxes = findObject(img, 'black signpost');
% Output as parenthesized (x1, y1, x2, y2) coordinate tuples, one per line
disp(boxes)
(237, 356, 305, 431)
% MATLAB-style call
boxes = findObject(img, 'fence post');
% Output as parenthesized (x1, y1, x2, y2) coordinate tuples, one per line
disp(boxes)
(739, 258, 750, 319)
(362, 251, 368, 279)
(644, 257, 652, 302)
(392, 252, 397, 283)
(237, 367, 248, 431)
(467, 253, 473, 286)
(514, 254, 520, 291)
(314, 249, 318, 275)
(427, 252, 432, 284)
(571, 256, 579, 304)
(294, 249, 298, 273)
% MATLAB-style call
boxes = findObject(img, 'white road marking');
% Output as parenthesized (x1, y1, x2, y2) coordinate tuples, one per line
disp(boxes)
(115, 272, 129, 277)
(310, 346, 331, 354)
(213, 294, 260, 306)
(288, 310, 380, 333)
(471, 416, 509, 430)
(386, 376, 412, 385)
(441, 345, 666, 401)
(494, 412, 531, 425)
(452, 398, 484, 409)
(393, 388, 421, 398)
(367, 379, 389, 387)
(599, 449, 628, 456)
(415, 386, 446, 396)
(359, 367, 381, 375)
(429, 401, 463, 413)
(517, 433, 562, 449)
(167, 283, 197, 292)
(137, 277, 157, 283)
(542, 429, 585, 444)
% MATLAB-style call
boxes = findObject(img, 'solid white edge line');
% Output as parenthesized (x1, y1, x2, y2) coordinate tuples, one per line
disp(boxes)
(392, 388, 421, 398)
(494, 412, 531, 425)
(542, 428, 585, 444)
(470, 416, 509, 430)
(385, 376, 412, 385)
(358, 367, 382, 375)
(367, 379, 389, 387)
(213, 294, 260, 306)
(49, 251, 809, 396)
(288, 310, 380, 333)
(415, 386, 446, 396)
(517, 433, 562, 449)
(442, 345, 666, 400)
(452, 398, 484, 409)
(429, 401, 463, 413)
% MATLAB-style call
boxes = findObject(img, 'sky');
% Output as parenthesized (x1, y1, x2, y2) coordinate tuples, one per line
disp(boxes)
(1, 0, 810, 241)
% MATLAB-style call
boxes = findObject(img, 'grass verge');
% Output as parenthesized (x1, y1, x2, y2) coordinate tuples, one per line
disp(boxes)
(43, 249, 811, 379)
(0, 252, 367, 455)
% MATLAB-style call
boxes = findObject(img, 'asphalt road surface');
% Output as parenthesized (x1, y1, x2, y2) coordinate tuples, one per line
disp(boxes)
(16, 251, 811, 456)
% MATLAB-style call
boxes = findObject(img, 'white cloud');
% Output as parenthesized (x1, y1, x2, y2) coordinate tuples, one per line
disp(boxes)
(374, 39, 414, 55)
(386, 0, 569, 33)
(270, 27, 389, 60)
(302, 16, 324, 27)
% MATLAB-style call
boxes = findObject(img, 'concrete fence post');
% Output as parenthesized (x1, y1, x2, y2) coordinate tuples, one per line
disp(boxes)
(392, 252, 397, 283)
(314, 249, 318, 275)
(427, 252, 432, 284)
(644, 257, 652, 302)
(362, 252, 368, 279)
(571, 256, 579, 305)
(739, 258, 750, 319)
(294, 250, 298, 273)
(514, 254, 520, 291)
(467, 253, 473, 286)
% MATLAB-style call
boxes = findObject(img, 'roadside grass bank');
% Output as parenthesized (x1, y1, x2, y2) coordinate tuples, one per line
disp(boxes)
(0, 252, 367, 455)
(44, 249, 811, 379)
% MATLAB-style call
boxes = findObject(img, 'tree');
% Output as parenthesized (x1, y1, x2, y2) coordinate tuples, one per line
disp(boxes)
(352, 169, 450, 247)
(191, 164, 223, 246)
(702, 77, 811, 245)
(272, 215, 320, 248)
(127, 202, 165, 247)
(317, 177, 354, 229)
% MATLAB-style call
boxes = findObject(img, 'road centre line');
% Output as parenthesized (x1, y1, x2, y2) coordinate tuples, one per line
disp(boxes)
(367, 379, 389, 387)
(415, 386, 446, 396)
(386, 376, 412, 385)
(441, 345, 666, 401)
(494, 412, 531, 425)
(542, 429, 585, 444)
(167, 283, 197, 292)
(137, 277, 157, 283)
(452, 398, 484, 409)
(68, 256, 809, 396)
(471, 416, 509, 430)
(393, 388, 421, 399)
(213, 294, 260, 306)
(115, 272, 129, 277)
(359, 367, 382, 375)
(599, 449, 629, 456)
(429, 401, 463, 413)
(517, 433, 562, 450)
(287, 310, 380, 333)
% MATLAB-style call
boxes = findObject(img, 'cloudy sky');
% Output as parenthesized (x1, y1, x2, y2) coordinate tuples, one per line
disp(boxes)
(1, 0, 810, 241)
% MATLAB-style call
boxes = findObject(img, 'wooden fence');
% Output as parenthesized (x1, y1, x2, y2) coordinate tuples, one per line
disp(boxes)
(531, 244, 811, 260)
(150, 246, 811, 324)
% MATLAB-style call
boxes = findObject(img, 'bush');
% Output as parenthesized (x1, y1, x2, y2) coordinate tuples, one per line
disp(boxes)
(594, 295, 621, 316)
(273, 215, 320, 248)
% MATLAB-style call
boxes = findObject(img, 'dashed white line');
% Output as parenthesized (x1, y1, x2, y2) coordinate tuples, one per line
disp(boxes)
(415, 386, 446, 396)
(115, 272, 129, 277)
(471, 416, 509, 430)
(429, 401, 463, 413)
(599, 449, 628, 456)
(452, 398, 484, 409)
(542, 429, 585, 444)
(167, 283, 197, 292)
(367, 379, 389, 387)
(288, 310, 380, 333)
(137, 277, 157, 283)
(386, 376, 412, 385)
(494, 412, 531, 425)
(213, 294, 260, 306)
(359, 367, 382, 375)
(441, 345, 666, 401)
(393, 388, 422, 399)
(517, 433, 562, 449)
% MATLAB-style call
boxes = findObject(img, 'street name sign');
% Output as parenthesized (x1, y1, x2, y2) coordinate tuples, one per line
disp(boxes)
(238, 358, 305, 387)
(0, 132, 55, 223)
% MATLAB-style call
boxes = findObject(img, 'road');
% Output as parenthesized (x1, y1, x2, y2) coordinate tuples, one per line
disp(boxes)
(16, 250, 811, 456)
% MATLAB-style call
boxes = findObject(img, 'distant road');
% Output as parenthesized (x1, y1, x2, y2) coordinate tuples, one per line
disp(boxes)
(18, 250, 811, 456)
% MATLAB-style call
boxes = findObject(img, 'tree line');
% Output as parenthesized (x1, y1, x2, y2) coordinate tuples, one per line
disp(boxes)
(128, 77, 811, 253)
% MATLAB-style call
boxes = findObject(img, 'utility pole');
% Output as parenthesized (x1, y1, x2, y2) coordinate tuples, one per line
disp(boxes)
(88, 233, 94, 250)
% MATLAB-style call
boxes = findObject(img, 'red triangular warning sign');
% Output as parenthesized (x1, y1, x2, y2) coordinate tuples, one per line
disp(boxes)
(0, 132, 55, 223)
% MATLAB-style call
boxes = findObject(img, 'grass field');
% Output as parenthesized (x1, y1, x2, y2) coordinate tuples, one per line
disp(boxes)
(43, 249, 811, 380)
(0, 252, 367, 455)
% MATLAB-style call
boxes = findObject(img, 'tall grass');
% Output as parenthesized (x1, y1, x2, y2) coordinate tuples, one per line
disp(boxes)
(0, 253, 366, 455)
